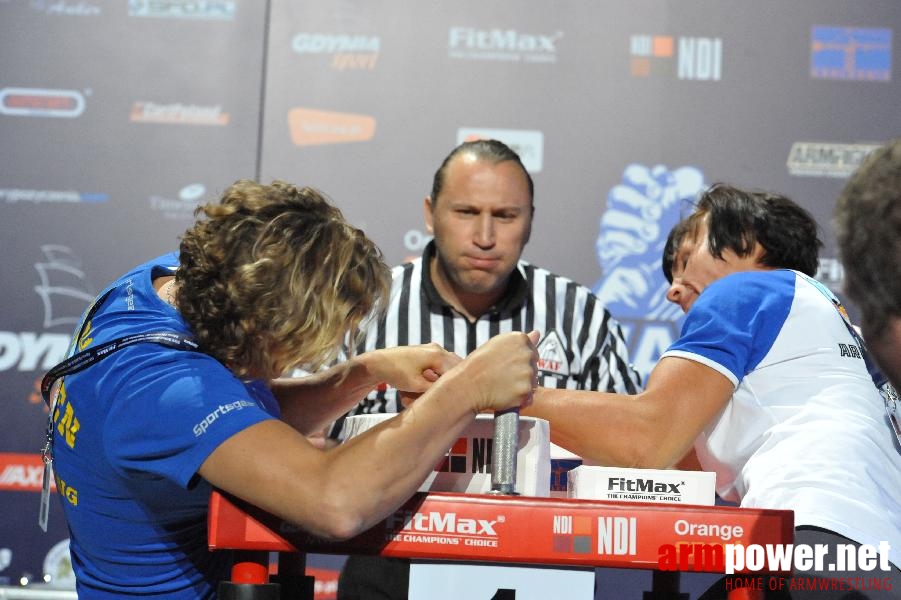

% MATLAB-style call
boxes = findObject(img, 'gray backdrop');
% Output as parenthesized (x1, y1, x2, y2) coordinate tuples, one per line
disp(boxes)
(1, 0, 898, 595)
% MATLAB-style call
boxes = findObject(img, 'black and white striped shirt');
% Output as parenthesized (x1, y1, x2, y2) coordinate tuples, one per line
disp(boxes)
(329, 242, 642, 437)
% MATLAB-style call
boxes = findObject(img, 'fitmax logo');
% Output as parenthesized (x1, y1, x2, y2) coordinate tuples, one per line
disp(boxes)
(449, 28, 558, 52)
(386, 511, 499, 536)
(448, 27, 561, 63)
(608, 477, 684, 494)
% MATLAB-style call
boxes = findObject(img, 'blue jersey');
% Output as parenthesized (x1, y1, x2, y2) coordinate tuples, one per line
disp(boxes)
(662, 269, 901, 568)
(50, 253, 280, 598)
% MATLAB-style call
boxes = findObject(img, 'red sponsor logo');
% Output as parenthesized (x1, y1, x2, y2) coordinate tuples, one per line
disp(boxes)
(307, 567, 339, 600)
(434, 437, 468, 473)
(0, 452, 49, 492)
(0, 87, 85, 118)
(287, 108, 376, 146)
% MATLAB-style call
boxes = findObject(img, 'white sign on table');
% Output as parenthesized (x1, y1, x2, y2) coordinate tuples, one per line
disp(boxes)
(408, 562, 595, 600)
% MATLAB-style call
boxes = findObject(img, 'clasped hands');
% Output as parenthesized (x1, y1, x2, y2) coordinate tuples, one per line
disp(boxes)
(370, 331, 541, 413)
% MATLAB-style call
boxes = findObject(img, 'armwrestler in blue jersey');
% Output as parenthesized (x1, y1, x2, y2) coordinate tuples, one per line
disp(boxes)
(47, 180, 539, 599)
(526, 184, 901, 598)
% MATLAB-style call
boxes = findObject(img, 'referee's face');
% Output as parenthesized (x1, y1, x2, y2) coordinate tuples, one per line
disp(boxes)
(425, 155, 533, 315)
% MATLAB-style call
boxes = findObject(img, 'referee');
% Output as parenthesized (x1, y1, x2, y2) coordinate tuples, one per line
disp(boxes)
(333, 139, 641, 600)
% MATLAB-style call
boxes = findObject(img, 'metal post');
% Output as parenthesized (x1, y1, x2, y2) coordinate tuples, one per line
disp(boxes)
(489, 408, 519, 495)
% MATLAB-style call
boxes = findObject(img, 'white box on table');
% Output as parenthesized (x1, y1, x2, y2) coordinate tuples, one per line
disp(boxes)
(341, 414, 551, 497)
(566, 465, 716, 505)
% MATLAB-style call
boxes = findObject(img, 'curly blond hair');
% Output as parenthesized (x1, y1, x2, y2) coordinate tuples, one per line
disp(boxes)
(176, 179, 390, 380)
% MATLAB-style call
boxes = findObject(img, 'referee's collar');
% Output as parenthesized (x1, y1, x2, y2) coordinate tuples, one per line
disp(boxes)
(420, 241, 529, 315)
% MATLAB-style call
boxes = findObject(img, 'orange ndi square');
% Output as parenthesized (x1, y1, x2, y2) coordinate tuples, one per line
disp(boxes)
(653, 36, 674, 57)
(631, 57, 651, 76)
(573, 516, 592, 535)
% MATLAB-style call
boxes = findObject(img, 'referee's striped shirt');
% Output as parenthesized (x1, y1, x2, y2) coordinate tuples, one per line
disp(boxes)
(329, 243, 642, 437)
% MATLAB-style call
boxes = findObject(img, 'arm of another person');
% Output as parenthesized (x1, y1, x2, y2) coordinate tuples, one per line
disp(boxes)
(199, 331, 538, 541)
(270, 343, 461, 436)
(524, 356, 733, 468)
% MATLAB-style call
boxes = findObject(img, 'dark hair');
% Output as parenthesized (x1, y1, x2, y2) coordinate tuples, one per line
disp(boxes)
(430, 139, 534, 206)
(835, 137, 901, 334)
(692, 183, 822, 277)
(662, 219, 690, 284)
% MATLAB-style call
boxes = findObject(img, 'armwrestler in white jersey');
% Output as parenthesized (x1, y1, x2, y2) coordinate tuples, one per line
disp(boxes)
(526, 184, 901, 599)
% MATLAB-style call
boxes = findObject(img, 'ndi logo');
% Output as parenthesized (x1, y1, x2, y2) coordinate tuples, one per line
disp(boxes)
(630, 35, 722, 81)
(434, 437, 494, 473)
(435, 437, 469, 473)
(552, 514, 593, 554)
(811, 26, 892, 81)
(598, 516, 637, 556)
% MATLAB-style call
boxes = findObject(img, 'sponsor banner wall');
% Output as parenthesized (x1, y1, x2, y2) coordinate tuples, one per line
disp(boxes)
(0, 0, 268, 586)
(1, 0, 899, 594)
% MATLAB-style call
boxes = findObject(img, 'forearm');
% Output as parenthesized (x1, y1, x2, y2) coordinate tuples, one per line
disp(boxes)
(525, 358, 733, 468)
(524, 387, 667, 467)
(272, 345, 457, 435)
(307, 333, 537, 535)
(318, 373, 477, 533)
(277, 371, 478, 538)
(204, 331, 537, 540)
(203, 377, 477, 541)
(271, 355, 380, 435)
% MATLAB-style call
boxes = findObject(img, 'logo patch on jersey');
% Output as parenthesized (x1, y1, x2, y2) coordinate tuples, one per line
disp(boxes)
(537, 331, 569, 378)
(838, 342, 863, 359)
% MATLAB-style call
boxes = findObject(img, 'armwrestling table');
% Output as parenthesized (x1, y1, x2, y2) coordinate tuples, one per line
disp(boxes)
(208, 490, 793, 600)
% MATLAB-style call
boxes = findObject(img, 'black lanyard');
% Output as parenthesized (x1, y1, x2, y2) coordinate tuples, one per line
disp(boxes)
(39, 281, 198, 531)
(801, 273, 887, 384)
(800, 273, 901, 445)
(40, 330, 199, 406)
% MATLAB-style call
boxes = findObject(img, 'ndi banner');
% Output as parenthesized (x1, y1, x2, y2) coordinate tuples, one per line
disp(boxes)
(1, 0, 899, 596)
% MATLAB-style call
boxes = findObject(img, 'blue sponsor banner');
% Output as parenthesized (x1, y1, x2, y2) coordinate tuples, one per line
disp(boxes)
(811, 26, 892, 81)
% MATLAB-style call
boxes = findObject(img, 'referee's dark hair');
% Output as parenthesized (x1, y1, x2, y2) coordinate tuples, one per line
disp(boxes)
(430, 139, 535, 208)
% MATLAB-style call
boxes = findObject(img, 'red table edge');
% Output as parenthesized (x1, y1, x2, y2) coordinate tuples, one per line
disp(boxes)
(209, 490, 794, 576)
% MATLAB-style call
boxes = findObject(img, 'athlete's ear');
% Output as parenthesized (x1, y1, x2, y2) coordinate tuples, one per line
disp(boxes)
(424, 196, 435, 234)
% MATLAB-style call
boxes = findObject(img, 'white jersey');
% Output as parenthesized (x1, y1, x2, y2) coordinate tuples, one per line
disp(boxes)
(662, 269, 901, 568)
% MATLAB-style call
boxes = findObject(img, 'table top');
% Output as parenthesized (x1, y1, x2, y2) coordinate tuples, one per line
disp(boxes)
(209, 491, 793, 574)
